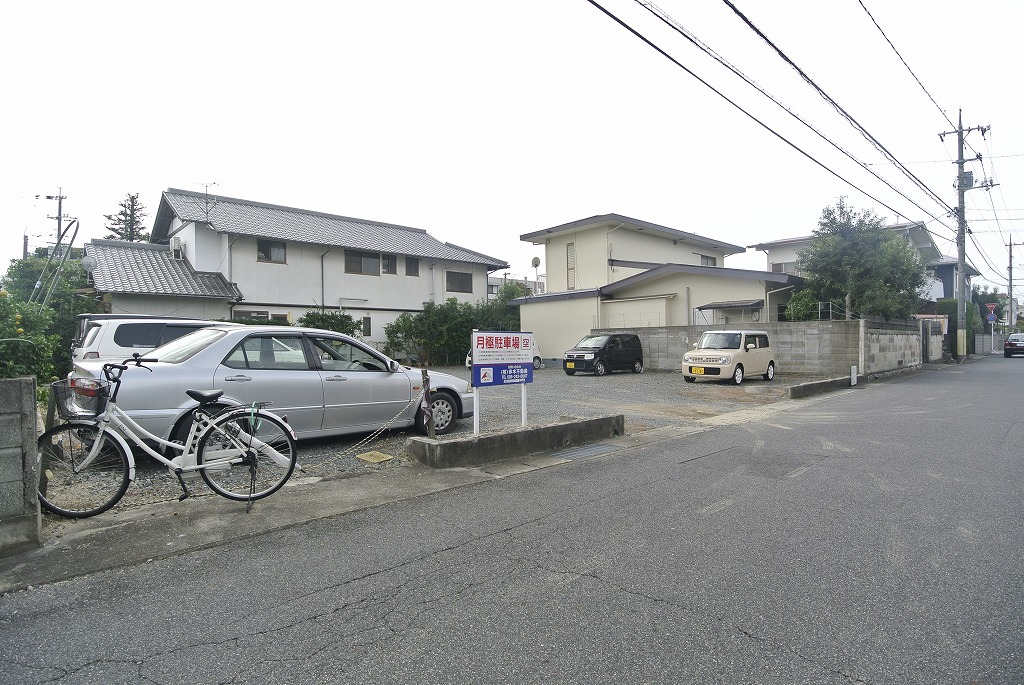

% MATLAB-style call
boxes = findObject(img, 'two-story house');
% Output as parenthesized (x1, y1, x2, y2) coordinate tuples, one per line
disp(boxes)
(750, 221, 979, 305)
(512, 214, 798, 355)
(83, 188, 508, 342)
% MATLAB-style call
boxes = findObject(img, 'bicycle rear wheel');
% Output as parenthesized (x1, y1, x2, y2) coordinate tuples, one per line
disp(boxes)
(196, 410, 297, 501)
(37, 423, 130, 518)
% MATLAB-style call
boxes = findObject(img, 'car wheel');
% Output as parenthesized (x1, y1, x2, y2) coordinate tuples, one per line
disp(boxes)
(684, 376, 695, 383)
(417, 391, 457, 435)
(565, 369, 576, 376)
(593, 360, 607, 376)
(763, 361, 775, 381)
(632, 360, 644, 374)
(732, 364, 744, 385)
(533, 356, 542, 370)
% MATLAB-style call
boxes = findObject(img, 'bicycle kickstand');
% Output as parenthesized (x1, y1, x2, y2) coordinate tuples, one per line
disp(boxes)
(174, 469, 193, 501)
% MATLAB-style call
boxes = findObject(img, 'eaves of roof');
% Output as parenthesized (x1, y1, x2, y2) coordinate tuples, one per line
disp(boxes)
(151, 188, 509, 269)
(520, 213, 745, 255)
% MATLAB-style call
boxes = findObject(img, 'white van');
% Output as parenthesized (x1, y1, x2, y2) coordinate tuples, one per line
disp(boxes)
(72, 315, 228, 362)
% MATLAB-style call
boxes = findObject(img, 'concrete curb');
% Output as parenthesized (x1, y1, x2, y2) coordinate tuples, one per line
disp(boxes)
(787, 364, 927, 399)
(405, 415, 626, 468)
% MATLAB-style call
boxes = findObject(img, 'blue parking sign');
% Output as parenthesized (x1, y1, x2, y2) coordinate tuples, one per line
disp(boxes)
(472, 362, 533, 387)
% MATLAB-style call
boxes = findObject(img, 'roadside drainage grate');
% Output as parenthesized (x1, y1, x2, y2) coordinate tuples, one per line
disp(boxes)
(550, 443, 618, 460)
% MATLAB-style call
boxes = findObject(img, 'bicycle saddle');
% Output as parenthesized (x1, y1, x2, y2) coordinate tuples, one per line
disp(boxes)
(186, 389, 224, 405)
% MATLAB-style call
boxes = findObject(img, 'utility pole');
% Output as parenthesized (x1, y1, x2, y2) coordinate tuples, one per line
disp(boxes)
(1011, 240, 1022, 333)
(940, 112, 991, 360)
(22, 233, 28, 259)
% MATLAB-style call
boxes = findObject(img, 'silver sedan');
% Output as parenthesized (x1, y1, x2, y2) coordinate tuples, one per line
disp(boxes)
(72, 325, 474, 445)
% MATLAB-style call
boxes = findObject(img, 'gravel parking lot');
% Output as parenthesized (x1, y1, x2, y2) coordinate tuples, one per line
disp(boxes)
(43, 363, 818, 524)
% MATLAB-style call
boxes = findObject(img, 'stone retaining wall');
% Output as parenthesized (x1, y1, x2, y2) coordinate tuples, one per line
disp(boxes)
(0, 377, 40, 555)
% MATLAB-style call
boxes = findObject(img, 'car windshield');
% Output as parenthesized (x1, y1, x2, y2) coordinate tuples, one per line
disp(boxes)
(148, 328, 227, 364)
(1010, 334, 1024, 341)
(697, 332, 742, 350)
(575, 335, 608, 348)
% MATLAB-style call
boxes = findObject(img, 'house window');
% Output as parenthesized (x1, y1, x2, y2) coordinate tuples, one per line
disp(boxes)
(700, 255, 717, 267)
(256, 240, 286, 264)
(487, 284, 499, 295)
(382, 254, 397, 274)
(771, 261, 797, 273)
(405, 257, 419, 277)
(446, 271, 473, 293)
(345, 250, 380, 275)
(361, 316, 372, 337)
(270, 313, 289, 323)
(234, 310, 269, 321)
(567, 242, 576, 290)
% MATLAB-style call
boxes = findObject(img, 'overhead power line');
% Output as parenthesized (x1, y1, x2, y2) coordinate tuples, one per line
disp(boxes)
(719, 0, 956, 217)
(853, 0, 979, 159)
(631, 0, 957, 234)
(582, 0, 931, 226)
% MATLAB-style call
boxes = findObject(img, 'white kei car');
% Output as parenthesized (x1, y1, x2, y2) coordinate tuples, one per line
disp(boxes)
(682, 330, 776, 385)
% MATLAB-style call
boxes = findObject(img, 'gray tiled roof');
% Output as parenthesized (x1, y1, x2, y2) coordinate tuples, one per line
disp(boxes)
(153, 188, 508, 268)
(86, 240, 241, 299)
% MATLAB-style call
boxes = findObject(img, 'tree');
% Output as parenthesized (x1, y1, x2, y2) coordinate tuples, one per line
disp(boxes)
(383, 284, 529, 366)
(797, 199, 926, 320)
(1, 257, 100, 378)
(296, 311, 360, 336)
(0, 289, 59, 386)
(784, 289, 819, 321)
(971, 284, 1003, 320)
(104, 193, 149, 242)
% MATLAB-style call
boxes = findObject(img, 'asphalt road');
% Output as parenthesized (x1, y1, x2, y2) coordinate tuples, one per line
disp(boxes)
(2, 358, 1022, 683)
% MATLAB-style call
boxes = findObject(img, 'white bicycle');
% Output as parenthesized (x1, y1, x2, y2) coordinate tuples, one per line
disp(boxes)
(37, 355, 298, 518)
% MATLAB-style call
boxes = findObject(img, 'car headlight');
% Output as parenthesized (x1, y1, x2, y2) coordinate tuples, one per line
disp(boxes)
(717, 356, 731, 364)
(583, 353, 594, 360)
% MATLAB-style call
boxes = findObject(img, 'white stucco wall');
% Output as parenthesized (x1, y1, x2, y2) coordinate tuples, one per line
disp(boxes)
(762, 242, 808, 274)
(225, 236, 488, 310)
(109, 295, 231, 320)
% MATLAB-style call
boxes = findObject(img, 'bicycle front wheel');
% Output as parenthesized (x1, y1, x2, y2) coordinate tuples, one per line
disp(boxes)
(196, 410, 297, 501)
(38, 423, 131, 518)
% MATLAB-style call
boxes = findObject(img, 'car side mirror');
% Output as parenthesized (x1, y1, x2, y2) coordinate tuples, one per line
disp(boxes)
(691, 342, 698, 348)
(388, 360, 400, 372)
(746, 343, 755, 351)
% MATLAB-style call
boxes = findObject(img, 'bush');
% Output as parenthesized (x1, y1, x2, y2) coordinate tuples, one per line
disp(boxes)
(296, 311, 360, 336)
(0, 291, 59, 384)
(784, 289, 818, 322)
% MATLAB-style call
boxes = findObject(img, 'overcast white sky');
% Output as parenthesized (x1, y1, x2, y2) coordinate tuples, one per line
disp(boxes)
(3, 0, 1021, 292)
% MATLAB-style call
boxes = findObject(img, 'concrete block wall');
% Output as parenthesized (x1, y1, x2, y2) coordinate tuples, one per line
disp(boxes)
(591, 320, 862, 376)
(0, 377, 40, 555)
(929, 333, 944, 362)
(863, 328, 921, 373)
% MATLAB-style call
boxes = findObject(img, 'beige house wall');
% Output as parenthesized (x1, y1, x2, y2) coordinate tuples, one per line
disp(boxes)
(542, 226, 733, 292)
(519, 295, 601, 357)
(604, 272, 768, 326)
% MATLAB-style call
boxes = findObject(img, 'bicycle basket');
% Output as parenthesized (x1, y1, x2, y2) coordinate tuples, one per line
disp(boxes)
(51, 378, 111, 420)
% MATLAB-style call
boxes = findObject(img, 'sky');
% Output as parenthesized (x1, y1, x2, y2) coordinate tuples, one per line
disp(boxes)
(3, 0, 1022, 294)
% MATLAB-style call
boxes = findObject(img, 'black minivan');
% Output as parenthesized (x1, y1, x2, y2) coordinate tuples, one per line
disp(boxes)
(563, 334, 643, 376)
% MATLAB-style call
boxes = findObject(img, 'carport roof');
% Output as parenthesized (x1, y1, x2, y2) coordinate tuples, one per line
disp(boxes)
(697, 299, 765, 310)
(509, 288, 600, 305)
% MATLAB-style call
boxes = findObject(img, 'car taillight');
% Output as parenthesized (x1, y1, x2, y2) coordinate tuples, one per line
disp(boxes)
(83, 351, 99, 359)
(71, 378, 101, 397)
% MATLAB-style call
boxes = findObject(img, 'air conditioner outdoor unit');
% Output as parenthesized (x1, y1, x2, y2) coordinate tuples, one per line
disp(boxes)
(170, 237, 184, 260)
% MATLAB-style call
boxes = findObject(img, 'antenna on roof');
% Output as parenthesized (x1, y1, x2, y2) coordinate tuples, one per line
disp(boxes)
(197, 181, 218, 222)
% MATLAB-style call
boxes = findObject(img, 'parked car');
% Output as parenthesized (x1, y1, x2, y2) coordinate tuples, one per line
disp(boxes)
(71, 325, 474, 446)
(71, 314, 228, 362)
(466, 337, 543, 369)
(563, 334, 643, 376)
(1005, 332, 1024, 357)
(682, 330, 774, 385)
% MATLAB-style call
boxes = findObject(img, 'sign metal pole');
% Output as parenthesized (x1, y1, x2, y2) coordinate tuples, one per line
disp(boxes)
(521, 383, 527, 427)
(473, 387, 480, 436)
